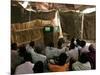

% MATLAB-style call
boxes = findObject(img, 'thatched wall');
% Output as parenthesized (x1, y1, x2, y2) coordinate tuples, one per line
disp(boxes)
(83, 12, 96, 41)
(11, 20, 53, 46)
(11, 6, 56, 46)
(60, 11, 82, 40)
(59, 11, 96, 41)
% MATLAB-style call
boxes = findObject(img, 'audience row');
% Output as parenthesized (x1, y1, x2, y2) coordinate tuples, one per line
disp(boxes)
(11, 38, 96, 74)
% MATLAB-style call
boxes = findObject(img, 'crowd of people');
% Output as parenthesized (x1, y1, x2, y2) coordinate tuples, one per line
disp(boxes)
(11, 38, 96, 75)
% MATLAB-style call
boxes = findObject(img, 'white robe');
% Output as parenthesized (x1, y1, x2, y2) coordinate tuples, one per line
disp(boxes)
(15, 62, 34, 74)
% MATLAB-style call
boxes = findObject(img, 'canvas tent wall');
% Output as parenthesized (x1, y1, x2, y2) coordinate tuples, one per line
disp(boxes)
(83, 12, 96, 41)
(11, 1, 96, 46)
(59, 11, 96, 41)
(59, 11, 82, 40)
(11, 5, 60, 46)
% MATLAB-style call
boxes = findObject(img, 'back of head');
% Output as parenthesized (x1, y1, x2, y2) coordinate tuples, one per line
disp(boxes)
(79, 53, 89, 63)
(76, 39, 80, 46)
(47, 42, 54, 47)
(71, 38, 75, 43)
(89, 44, 95, 52)
(34, 46, 42, 54)
(79, 40, 86, 48)
(33, 61, 44, 73)
(58, 38, 65, 44)
(24, 52, 33, 63)
(69, 43, 76, 50)
(57, 53, 68, 66)
(29, 41, 35, 48)
(18, 45, 27, 57)
(57, 41, 63, 49)
(11, 43, 17, 50)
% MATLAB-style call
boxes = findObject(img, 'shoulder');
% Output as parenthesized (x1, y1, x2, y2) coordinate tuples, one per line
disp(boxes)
(15, 63, 25, 73)
(73, 61, 80, 66)
(39, 54, 47, 58)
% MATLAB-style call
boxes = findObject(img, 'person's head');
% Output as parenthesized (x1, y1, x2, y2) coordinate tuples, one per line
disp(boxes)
(57, 53, 68, 66)
(47, 42, 54, 47)
(79, 40, 86, 48)
(34, 46, 42, 54)
(89, 44, 95, 52)
(69, 43, 76, 50)
(33, 61, 44, 73)
(24, 52, 33, 63)
(76, 39, 80, 46)
(79, 53, 89, 63)
(57, 41, 63, 49)
(58, 38, 65, 44)
(18, 45, 27, 57)
(11, 43, 17, 50)
(71, 37, 75, 43)
(29, 41, 35, 48)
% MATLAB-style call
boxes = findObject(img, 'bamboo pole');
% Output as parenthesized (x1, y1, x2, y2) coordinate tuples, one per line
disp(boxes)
(81, 14, 84, 39)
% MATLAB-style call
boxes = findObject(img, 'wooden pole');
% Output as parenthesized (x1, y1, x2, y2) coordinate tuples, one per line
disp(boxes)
(57, 11, 63, 38)
(81, 14, 84, 39)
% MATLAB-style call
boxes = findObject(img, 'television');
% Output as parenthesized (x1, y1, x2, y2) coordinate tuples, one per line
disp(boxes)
(45, 27, 51, 32)
(43, 26, 53, 33)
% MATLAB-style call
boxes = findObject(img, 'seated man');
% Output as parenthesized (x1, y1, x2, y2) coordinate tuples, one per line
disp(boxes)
(67, 43, 79, 62)
(11, 43, 24, 74)
(79, 40, 89, 54)
(45, 42, 58, 59)
(87, 44, 96, 69)
(26, 41, 35, 53)
(32, 46, 47, 63)
(26, 41, 46, 63)
(55, 41, 67, 56)
(48, 53, 69, 72)
(72, 53, 91, 70)
(66, 43, 79, 71)
(15, 52, 34, 74)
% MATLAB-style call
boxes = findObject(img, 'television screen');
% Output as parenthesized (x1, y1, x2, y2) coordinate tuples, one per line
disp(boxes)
(45, 27, 51, 32)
